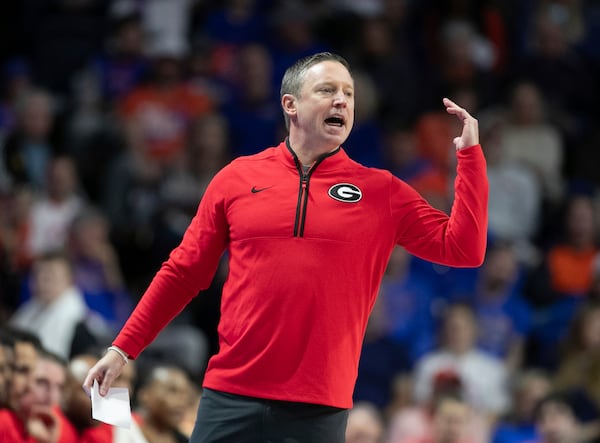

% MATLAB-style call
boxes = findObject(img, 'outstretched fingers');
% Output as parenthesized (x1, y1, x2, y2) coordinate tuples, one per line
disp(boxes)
(442, 97, 479, 150)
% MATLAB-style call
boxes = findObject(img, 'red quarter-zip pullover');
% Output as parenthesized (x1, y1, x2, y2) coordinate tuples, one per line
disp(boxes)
(114, 140, 488, 408)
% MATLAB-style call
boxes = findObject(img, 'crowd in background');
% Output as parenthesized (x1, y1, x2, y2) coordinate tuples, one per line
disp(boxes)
(1, 0, 600, 442)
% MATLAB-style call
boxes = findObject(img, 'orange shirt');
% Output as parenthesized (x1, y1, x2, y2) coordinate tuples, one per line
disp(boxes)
(548, 245, 598, 295)
(119, 83, 213, 162)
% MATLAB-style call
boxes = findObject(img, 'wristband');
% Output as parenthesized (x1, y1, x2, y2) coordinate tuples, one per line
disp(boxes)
(107, 346, 129, 365)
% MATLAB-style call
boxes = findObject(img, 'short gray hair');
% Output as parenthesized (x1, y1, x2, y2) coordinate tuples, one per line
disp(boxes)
(280, 52, 352, 130)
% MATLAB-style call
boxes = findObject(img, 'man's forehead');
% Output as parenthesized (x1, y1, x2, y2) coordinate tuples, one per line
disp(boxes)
(303, 61, 353, 85)
(14, 342, 37, 362)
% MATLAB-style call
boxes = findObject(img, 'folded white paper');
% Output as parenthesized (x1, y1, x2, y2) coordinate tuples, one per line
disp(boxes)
(91, 379, 132, 428)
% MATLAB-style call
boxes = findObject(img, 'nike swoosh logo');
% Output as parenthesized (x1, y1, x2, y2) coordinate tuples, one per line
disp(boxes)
(251, 186, 273, 193)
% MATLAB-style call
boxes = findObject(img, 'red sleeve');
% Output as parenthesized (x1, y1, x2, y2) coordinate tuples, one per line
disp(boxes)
(113, 168, 230, 358)
(392, 144, 488, 267)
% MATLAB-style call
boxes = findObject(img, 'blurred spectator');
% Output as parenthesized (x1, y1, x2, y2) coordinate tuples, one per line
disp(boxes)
(414, 87, 479, 174)
(554, 301, 600, 412)
(67, 207, 132, 328)
(221, 43, 283, 156)
(0, 185, 34, 316)
(199, 0, 267, 47)
(353, 289, 411, 409)
(388, 373, 490, 443)
(26, 155, 86, 258)
(10, 251, 108, 359)
(399, 392, 478, 443)
(345, 402, 385, 443)
(158, 112, 231, 242)
(532, 392, 584, 443)
(0, 328, 41, 441)
(492, 369, 552, 443)
(500, 81, 564, 204)
(377, 246, 438, 365)
(342, 70, 385, 167)
(471, 242, 532, 373)
(140, 0, 194, 68)
(135, 364, 191, 443)
(413, 303, 510, 420)
(266, 1, 330, 85)
(116, 40, 213, 168)
(524, 195, 598, 370)
(526, 194, 598, 307)
(383, 122, 449, 212)
(86, 8, 148, 104)
(2, 88, 58, 190)
(514, 6, 596, 146)
(385, 373, 416, 422)
(414, 0, 509, 75)
(480, 110, 541, 265)
(417, 16, 499, 111)
(0, 57, 33, 138)
(19, 349, 78, 443)
(350, 15, 421, 126)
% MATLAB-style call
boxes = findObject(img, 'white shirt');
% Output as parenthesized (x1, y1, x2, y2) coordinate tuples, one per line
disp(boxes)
(413, 349, 510, 415)
(10, 287, 87, 359)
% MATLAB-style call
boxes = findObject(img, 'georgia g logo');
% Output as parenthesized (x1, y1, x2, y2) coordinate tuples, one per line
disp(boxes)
(328, 183, 362, 203)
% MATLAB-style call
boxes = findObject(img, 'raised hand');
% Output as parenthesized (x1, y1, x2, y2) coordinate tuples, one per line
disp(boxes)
(443, 97, 479, 151)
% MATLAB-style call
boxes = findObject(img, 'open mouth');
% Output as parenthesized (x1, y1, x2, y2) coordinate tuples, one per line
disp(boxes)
(324, 116, 345, 127)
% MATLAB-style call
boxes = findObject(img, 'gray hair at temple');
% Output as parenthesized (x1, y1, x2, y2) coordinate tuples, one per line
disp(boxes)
(280, 52, 352, 130)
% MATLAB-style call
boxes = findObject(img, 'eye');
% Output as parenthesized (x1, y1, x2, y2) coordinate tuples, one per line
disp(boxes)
(319, 87, 334, 93)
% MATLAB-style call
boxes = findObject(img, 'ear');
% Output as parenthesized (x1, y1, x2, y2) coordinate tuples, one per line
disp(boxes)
(281, 94, 297, 121)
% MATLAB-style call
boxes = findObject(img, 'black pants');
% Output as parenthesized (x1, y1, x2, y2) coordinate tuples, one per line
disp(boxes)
(189, 388, 349, 443)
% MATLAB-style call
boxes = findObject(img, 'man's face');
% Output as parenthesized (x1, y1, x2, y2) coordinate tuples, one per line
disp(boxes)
(30, 358, 66, 408)
(141, 368, 190, 429)
(288, 60, 355, 150)
(9, 342, 38, 411)
(432, 398, 470, 443)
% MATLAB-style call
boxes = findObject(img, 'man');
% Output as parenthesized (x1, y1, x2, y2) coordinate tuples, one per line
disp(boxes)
(1, 346, 78, 443)
(10, 251, 102, 359)
(84, 52, 488, 442)
(135, 364, 192, 443)
(0, 328, 41, 442)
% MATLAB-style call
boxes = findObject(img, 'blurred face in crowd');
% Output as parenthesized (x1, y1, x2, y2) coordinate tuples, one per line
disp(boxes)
(513, 372, 551, 421)
(566, 196, 595, 248)
(30, 357, 66, 408)
(536, 401, 578, 443)
(20, 91, 53, 140)
(432, 397, 470, 443)
(483, 245, 517, 291)
(284, 60, 355, 151)
(32, 257, 73, 304)
(443, 305, 477, 354)
(345, 404, 384, 443)
(9, 341, 38, 412)
(139, 366, 190, 429)
(46, 157, 78, 201)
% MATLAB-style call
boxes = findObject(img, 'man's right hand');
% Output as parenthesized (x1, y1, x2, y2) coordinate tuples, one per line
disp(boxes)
(82, 346, 127, 397)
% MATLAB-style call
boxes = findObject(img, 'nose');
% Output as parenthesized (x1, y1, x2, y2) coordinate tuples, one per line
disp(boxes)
(333, 92, 347, 108)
